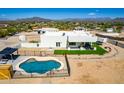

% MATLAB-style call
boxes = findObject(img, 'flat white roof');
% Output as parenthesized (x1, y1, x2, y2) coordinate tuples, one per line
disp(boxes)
(41, 30, 97, 42)
(43, 32, 63, 36)
(42, 30, 94, 37)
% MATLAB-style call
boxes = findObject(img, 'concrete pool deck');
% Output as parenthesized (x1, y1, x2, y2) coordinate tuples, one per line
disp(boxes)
(15, 56, 65, 74)
(7, 55, 68, 78)
(11, 56, 67, 70)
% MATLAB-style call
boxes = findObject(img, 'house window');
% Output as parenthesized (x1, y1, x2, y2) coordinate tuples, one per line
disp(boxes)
(69, 42, 76, 46)
(56, 42, 61, 47)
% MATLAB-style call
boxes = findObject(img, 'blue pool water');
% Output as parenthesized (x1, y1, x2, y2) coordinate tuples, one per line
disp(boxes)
(19, 58, 61, 74)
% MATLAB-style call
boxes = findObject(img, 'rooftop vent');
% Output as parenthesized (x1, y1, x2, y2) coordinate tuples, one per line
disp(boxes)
(63, 33, 65, 36)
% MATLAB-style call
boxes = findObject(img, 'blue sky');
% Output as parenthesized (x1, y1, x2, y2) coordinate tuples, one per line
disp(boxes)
(0, 8, 124, 20)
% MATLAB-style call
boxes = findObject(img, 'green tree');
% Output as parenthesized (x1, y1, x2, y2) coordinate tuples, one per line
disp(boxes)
(0, 29, 9, 37)
(7, 27, 17, 35)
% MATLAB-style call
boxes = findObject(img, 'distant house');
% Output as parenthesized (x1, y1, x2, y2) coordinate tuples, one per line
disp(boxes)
(34, 27, 59, 34)
(74, 27, 86, 31)
(0, 24, 8, 27)
(106, 28, 114, 33)
(41, 28, 59, 32)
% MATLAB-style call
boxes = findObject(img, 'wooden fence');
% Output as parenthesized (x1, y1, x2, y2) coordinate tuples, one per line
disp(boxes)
(14, 50, 54, 56)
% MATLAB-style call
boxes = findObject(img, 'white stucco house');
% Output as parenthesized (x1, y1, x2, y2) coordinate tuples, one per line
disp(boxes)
(20, 28, 98, 50)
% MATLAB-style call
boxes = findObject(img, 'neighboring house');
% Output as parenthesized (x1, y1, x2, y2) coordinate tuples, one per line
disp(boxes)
(106, 28, 114, 33)
(0, 24, 8, 27)
(74, 27, 86, 31)
(41, 28, 59, 32)
(20, 28, 97, 49)
(34, 28, 59, 34)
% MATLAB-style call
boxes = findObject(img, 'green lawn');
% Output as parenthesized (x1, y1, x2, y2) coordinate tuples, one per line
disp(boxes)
(54, 44, 107, 55)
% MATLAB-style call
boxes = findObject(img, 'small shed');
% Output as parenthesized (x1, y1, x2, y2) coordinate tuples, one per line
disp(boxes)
(0, 64, 13, 79)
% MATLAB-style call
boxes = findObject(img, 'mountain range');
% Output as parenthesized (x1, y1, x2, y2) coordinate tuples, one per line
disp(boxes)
(0, 17, 124, 22)
(59, 17, 112, 22)
(16, 17, 51, 22)
(0, 18, 10, 21)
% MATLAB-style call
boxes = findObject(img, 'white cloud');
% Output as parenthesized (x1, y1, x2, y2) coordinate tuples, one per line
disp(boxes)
(1, 14, 6, 17)
(95, 10, 99, 12)
(88, 12, 96, 16)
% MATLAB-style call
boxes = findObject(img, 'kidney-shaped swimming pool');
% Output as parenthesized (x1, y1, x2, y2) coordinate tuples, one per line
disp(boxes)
(19, 58, 61, 74)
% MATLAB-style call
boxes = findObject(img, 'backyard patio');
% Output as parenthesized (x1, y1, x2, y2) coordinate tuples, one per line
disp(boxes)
(54, 44, 107, 55)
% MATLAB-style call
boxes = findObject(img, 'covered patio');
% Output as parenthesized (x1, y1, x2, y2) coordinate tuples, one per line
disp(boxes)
(66, 36, 97, 50)
(0, 47, 18, 64)
(67, 42, 94, 50)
